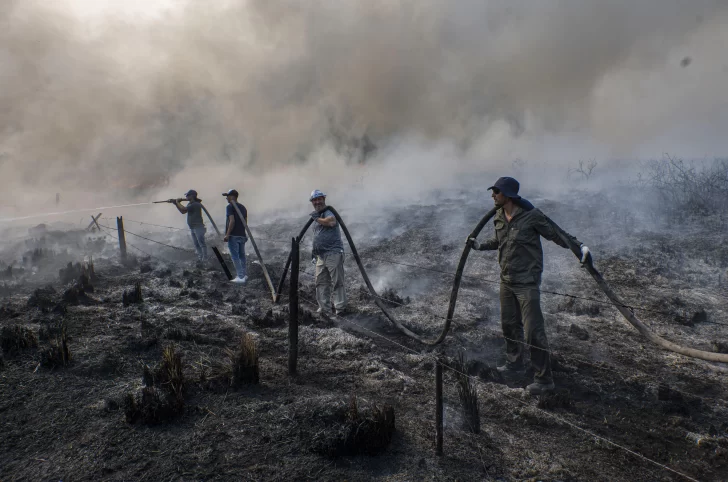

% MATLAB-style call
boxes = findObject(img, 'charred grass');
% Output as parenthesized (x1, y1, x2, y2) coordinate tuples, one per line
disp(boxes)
(1, 193, 728, 481)
(123, 345, 186, 424)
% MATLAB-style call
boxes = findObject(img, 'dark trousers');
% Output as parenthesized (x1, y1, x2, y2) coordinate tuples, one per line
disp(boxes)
(500, 283, 552, 384)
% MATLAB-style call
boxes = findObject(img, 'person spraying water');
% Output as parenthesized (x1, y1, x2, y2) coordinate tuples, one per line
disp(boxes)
(167, 189, 208, 264)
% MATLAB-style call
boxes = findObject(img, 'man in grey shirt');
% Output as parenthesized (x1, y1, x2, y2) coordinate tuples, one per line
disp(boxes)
(174, 189, 207, 262)
(310, 189, 347, 315)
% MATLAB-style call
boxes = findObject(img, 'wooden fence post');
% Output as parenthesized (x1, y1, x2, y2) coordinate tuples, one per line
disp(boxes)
(435, 357, 444, 456)
(116, 216, 127, 261)
(288, 237, 299, 376)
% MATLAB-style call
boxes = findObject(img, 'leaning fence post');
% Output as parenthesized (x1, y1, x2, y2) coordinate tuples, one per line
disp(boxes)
(288, 237, 299, 376)
(435, 356, 443, 456)
(116, 216, 127, 262)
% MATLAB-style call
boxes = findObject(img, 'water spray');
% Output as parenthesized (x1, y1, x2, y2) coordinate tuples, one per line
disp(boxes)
(0, 203, 153, 223)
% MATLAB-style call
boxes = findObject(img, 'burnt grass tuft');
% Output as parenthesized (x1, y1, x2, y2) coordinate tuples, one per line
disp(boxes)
(1, 325, 38, 357)
(198, 333, 260, 391)
(59, 260, 96, 285)
(453, 352, 480, 433)
(27, 285, 57, 312)
(124, 345, 186, 424)
(310, 394, 396, 457)
(122, 282, 143, 306)
(231, 333, 259, 386)
(40, 322, 72, 368)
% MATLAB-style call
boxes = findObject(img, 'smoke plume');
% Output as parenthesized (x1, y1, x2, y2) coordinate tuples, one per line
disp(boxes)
(1, 0, 727, 213)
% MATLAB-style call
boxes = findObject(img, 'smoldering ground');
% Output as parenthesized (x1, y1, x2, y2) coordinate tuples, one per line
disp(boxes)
(1, 0, 728, 219)
(2, 174, 728, 480)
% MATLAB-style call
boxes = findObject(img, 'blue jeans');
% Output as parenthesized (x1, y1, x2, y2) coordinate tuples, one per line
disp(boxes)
(228, 236, 247, 278)
(189, 226, 207, 261)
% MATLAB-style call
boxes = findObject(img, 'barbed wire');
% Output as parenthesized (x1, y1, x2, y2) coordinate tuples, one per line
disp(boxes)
(97, 223, 193, 253)
(97, 224, 183, 266)
(26, 213, 727, 326)
(95, 223, 728, 406)
(250, 233, 728, 324)
(121, 218, 185, 231)
(295, 268, 728, 406)
(295, 291, 700, 482)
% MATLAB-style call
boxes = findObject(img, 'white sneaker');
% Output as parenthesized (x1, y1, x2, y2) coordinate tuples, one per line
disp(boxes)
(231, 276, 247, 284)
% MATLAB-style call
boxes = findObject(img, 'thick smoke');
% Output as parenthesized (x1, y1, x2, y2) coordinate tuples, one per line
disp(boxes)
(1, 0, 727, 215)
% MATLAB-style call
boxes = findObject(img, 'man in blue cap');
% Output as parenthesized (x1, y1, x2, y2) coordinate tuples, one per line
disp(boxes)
(310, 189, 347, 315)
(173, 189, 207, 263)
(468, 177, 591, 395)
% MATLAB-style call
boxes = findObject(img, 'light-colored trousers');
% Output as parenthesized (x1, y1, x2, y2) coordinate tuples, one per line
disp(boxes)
(315, 251, 346, 312)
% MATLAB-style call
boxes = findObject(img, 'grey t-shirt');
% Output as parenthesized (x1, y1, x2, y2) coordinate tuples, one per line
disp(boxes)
(312, 209, 344, 255)
(186, 201, 205, 228)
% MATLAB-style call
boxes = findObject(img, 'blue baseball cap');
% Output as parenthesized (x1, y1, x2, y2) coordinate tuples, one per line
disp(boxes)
(488, 177, 521, 199)
(184, 189, 198, 198)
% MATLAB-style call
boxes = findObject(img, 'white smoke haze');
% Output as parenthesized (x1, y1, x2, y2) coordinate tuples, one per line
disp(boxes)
(1, 0, 727, 221)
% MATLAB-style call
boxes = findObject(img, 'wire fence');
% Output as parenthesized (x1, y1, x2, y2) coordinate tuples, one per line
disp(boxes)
(293, 290, 701, 482)
(4, 211, 721, 480)
(81, 217, 728, 410)
(92, 217, 728, 327)
(79, 220, 713, 480)
(295, 268, 728, 407)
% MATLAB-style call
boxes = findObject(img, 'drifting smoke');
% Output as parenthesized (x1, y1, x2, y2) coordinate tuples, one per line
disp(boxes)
(1, 0, 727, 212)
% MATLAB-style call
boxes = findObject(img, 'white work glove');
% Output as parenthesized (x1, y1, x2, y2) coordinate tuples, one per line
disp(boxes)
(468, 237, 480, 250)
(580, 244, 591, 264)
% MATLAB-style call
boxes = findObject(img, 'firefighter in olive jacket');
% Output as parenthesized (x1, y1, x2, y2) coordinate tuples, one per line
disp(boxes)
(469, 177, 591, 395)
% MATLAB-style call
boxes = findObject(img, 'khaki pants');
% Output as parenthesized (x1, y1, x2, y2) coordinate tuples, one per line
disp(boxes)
(315, 252, 346, 313)
(500, 283, 552, 384)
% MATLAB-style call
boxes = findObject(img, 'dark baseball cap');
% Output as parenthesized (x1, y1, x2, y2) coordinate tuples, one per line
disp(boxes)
(487, 177, 521, 199)
(184, 189, 198, 198)
(222, 189, 239, 197)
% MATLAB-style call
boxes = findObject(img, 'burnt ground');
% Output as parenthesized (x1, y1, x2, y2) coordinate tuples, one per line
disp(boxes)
(1, 188, 728, 481)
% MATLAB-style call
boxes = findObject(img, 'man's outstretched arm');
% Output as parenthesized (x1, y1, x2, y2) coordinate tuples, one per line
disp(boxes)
(534, 210, 591, 263)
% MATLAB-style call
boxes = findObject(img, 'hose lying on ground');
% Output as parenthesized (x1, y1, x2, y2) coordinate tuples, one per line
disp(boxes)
(281, 205, 728, 362)
(546, 218, 728, 364)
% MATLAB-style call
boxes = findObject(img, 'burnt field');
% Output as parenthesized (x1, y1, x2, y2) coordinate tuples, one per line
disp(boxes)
(1, 185, 728, 481)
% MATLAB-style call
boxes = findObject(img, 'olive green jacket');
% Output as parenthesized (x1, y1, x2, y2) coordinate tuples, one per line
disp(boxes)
(476, 205, 581, 285)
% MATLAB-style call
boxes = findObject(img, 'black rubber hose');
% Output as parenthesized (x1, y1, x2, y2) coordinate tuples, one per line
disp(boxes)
(274, 217, 315, 303)
(327, 206, 498, 345)
(283, 205, 728, 360)
(545, 216, 728, 363)
(438, 207, 498, 345)
(199, 204, 221, 236)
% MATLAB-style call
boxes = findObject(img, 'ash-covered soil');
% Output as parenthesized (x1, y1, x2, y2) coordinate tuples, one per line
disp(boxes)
(1, 187, 728, 481)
